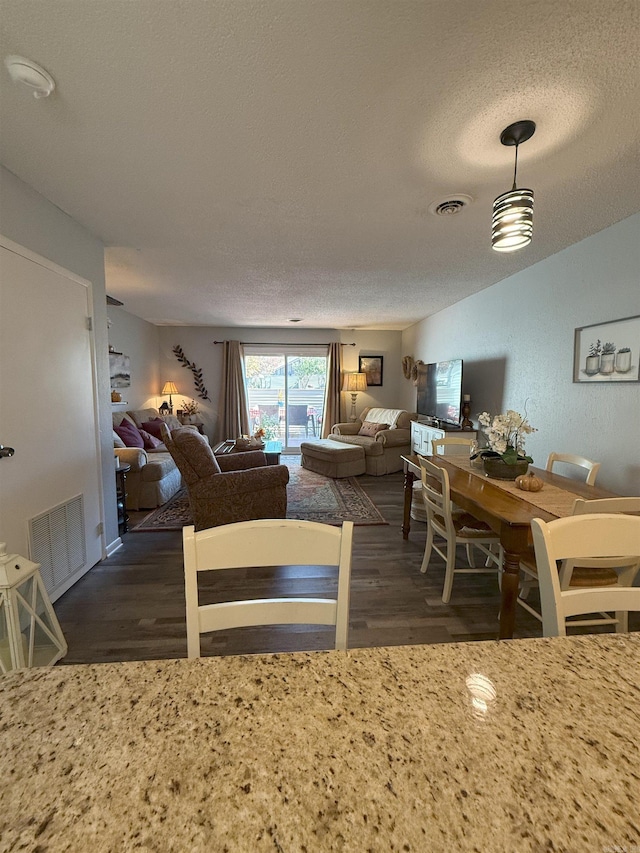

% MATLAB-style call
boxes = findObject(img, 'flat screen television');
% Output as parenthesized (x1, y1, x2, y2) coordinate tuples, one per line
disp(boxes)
(416, 359, 463, 426)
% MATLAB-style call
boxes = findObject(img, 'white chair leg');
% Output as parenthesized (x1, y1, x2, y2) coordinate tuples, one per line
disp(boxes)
(465, 544, 476, 568)
(442, 542, 456, 604)
(420, 524, 434, 574)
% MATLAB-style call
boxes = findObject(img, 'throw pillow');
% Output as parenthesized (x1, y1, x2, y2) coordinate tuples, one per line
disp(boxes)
(113, 429, 126, 449)
(114, 418, 145, 449)
(140, 418, 165, 440)
(358, 421, 388, 437)
(139, 429, 162, 450)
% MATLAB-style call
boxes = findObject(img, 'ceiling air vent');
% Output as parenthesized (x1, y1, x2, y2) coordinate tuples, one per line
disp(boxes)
(429, 194, 473, 217)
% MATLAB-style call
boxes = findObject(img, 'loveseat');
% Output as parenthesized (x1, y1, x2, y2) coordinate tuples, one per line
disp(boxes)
(112, 408, 183, 510)
(329, 407, 415, 475)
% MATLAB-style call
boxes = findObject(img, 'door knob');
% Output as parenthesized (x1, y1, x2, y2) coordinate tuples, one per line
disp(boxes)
(0, 445, 16, 458)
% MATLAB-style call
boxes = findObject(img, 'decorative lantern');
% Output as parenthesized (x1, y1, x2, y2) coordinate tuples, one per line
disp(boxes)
(0, 542, 67, 674)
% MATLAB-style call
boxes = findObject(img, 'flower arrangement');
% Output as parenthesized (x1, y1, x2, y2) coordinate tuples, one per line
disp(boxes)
(476, 409, 536, 465)
(181, 399, 200, 416)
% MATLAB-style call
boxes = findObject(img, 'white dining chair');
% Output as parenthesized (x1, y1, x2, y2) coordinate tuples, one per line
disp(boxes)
(545, 452, 600, 486)
(183, 519, 353, 657)
(419, 457, 501, 603)
(411, 437, 475, 525)
(519, 496, 640, 632)
(530, 514, 640, 637)
(431, 437, 477, 456)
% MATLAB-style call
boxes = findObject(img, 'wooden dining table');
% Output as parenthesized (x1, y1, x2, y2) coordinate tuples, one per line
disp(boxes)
(401, 453, 617, 639)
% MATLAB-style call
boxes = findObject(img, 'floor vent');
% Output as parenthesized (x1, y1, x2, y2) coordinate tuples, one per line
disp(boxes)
(29, 495, 86, 595)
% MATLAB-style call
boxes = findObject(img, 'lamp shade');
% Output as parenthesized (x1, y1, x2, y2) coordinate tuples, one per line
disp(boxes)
(491, 187, 534, 252)
(161, 381, 179, 395)
(342, 373, 368, 393)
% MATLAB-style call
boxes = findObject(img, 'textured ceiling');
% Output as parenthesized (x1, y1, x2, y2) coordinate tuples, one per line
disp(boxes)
(1, 1, 639, 329)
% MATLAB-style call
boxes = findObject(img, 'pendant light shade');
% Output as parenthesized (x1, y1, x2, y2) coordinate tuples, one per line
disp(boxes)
(492, 120, 536, 253)
(492, 187, 534, 252)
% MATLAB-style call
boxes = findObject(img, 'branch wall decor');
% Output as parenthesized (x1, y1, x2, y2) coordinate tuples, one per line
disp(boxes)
(172, 345, 211, 400)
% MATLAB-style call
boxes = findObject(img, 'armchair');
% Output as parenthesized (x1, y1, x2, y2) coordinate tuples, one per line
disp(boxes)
(161, 426, 289, 531)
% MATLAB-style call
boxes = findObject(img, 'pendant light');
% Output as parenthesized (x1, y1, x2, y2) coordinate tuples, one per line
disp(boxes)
(492, 120, 536, 253)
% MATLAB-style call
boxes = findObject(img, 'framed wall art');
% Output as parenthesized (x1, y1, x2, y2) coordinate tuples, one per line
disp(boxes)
(573, 315, 640, 383)
(359, 355, 383, 387)
(109, 351, 131, 388)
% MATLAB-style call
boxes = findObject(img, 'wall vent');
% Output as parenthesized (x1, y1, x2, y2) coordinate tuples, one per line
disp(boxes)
(29, 495, 86, 595)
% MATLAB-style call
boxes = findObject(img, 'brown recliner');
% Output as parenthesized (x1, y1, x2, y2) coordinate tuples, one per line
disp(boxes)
(161, 426, 289, 531)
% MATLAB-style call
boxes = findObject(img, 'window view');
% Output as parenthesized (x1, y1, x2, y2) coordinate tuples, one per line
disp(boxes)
(245, 353, 327, 452)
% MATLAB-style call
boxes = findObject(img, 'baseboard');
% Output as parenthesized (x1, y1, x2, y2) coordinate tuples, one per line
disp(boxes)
(106, 536, 123, 556)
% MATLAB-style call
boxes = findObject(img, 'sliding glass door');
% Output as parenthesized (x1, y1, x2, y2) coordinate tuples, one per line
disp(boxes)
(245, 349, 327, 452)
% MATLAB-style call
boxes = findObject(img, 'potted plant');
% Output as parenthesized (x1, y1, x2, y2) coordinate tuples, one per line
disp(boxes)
(180, 399, 200, 424)
(473, 409, 536, 480)
(615, 346, 632, 373)
(599, 341, 616, 375)
(585, 339, 601, 376)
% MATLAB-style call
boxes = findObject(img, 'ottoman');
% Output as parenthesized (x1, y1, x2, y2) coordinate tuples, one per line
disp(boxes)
(300, 439, 366, 478)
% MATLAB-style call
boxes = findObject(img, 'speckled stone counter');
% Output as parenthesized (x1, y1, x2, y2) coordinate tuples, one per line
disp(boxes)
(1, 635, 638, 852)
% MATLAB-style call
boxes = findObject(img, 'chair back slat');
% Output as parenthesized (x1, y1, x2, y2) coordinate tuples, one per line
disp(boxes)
(183, 519, 353, 656)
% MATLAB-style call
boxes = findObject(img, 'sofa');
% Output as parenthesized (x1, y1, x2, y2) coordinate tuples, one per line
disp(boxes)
(161, 425, 289, 531)
(329, 407, 415, 475)
(112, 408, 184, 510)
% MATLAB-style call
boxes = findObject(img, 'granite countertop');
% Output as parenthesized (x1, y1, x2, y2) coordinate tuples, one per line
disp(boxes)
(1, 634, 638, 852)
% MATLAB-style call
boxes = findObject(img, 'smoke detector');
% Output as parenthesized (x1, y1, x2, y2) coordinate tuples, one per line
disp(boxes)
(428, 194, 473, 216)
(4, 55, 55, 98)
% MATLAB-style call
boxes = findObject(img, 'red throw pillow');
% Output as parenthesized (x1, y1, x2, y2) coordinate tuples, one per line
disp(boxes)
(358, 421, 388, 437)
(114, 419, 144, 448)
(139, 429, 162, 450)
(140, 419, 165, 440)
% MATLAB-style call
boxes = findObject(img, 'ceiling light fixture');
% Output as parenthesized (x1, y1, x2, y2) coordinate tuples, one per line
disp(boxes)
(4, 55, 55, 98)
(492, 120, 536, 253)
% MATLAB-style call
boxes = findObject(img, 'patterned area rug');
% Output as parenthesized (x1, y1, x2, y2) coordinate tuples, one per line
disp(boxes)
(131, 458, 387, 531)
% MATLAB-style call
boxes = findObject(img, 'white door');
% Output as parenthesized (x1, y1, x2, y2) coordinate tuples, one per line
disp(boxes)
(0, 239, 103, 600)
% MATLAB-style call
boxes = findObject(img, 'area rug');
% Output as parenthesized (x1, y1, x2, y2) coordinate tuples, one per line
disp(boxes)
(131, 459, 387, 531)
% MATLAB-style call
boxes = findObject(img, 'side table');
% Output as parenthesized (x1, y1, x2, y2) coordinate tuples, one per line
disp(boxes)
(115, 462, 131, 536)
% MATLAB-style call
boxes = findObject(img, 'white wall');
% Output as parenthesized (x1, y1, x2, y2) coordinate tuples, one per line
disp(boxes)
(107, 306, 160, 409)
(155, 326, 403, 442)
(0, 166, 119, 545)
(401, 214, 640, 494)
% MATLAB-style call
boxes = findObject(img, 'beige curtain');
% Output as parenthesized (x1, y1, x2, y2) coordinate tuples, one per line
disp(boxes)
(322, 342, 342, 437)
(220, 340, 250, 440)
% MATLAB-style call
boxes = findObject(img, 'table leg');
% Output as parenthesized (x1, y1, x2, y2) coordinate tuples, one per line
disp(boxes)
(402, 468, 415, 539)
(498, 546, 521, 640)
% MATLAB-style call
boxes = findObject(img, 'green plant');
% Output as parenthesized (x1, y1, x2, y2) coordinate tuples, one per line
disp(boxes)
(601, 342, 616, 354)
(258, 414, 280, 441)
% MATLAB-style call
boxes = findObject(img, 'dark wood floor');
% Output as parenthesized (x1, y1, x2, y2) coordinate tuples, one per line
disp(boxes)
(55, 468, 638, 663)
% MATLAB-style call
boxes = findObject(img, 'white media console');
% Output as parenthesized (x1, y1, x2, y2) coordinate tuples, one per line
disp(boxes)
(410, 419, 477, 456)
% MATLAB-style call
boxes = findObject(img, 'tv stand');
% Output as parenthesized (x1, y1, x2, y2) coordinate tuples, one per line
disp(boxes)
(411, 420, 477, 455)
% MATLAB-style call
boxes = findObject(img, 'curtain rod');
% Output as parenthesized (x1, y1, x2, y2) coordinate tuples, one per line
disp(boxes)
(214, 341, 355, 347)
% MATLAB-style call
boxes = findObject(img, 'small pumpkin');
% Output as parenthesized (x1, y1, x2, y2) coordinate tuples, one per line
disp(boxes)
(515, 471, 543, 492)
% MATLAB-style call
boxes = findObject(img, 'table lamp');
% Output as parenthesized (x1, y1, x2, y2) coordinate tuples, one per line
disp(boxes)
(161, 381, 179, 413)
(342, 372, 368, 421)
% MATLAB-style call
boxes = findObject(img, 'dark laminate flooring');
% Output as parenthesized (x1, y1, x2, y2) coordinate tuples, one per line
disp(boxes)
(55, 468, 639, 664)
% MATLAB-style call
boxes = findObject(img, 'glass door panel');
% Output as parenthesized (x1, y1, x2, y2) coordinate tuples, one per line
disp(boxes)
(246, 353, 327, 452)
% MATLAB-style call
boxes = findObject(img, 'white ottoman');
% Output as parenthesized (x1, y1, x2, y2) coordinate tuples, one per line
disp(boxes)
(300, 439, 366, 478)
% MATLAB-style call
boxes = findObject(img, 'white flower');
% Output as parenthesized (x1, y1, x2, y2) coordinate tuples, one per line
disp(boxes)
(478, 408, 536, 459)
